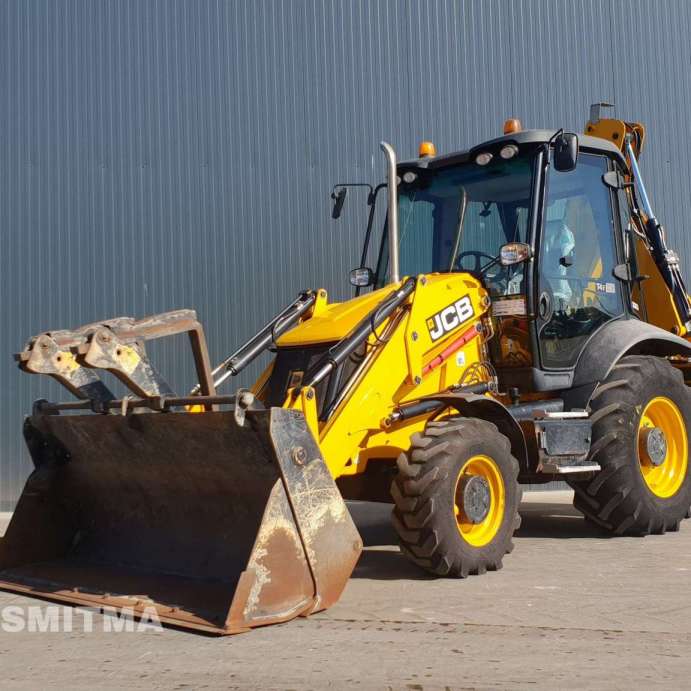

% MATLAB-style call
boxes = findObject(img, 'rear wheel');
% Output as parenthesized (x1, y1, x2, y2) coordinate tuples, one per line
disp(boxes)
(569, 356, 691, 534)
(391, 417, 521, 576)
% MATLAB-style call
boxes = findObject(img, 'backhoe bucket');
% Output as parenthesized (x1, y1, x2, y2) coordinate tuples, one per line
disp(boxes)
(0, 408, 362, 634)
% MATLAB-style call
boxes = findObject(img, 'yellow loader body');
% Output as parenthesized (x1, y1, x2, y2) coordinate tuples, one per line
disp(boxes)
(280, 274, 491, 479)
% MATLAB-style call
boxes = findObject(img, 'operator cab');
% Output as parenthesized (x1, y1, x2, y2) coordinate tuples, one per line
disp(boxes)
(367, 127, 633, 394)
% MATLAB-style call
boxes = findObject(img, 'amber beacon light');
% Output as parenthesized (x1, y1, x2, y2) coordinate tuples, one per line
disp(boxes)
(503, 118, 522, 134)
(418, 141, 437, 157)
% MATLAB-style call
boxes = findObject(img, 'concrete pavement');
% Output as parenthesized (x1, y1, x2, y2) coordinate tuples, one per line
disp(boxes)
(0, 492, 690, 689)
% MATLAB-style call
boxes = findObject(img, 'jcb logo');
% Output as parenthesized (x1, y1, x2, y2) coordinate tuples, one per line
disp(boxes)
(426, 295, 474, 342)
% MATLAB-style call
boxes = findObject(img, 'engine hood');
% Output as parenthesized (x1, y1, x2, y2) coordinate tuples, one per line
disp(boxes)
(276, 273, 485, 347)
(276, 286, 393, 346)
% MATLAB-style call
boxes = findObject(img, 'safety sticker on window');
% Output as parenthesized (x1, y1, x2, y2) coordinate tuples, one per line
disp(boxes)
(491, 297, 527, 317)
(595, 282, 616, 294)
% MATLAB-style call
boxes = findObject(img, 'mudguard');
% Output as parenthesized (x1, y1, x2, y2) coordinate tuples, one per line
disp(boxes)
(566, 318, 691, 409)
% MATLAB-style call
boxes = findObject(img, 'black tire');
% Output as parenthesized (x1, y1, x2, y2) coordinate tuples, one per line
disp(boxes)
(569, 355, 691, 535)
(391, 417, 521, 577)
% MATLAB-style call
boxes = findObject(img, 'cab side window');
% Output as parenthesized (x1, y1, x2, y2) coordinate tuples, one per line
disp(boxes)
(538, 154, 624, 369)
(397, 196, 435, 274)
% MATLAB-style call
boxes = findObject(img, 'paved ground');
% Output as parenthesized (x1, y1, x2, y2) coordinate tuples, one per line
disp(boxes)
(0, 492, 690, 690)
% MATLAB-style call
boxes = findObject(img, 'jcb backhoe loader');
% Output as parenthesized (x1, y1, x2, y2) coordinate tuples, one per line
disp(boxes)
(2, 104, 691, 634)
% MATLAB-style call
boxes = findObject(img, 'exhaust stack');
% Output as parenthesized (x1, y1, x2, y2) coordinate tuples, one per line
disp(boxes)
(380, 141, 400, 284)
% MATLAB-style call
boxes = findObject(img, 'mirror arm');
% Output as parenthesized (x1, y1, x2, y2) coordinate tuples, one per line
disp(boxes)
(356, 183, 387, 295)
(357, 200, 378, 295)
(360, 202, 377, 265)
(331, 183, 375, 220)
(331, 183, 373, 195)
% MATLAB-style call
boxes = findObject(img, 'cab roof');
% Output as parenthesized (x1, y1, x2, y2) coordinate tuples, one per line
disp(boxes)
(400, 129, 626, 169)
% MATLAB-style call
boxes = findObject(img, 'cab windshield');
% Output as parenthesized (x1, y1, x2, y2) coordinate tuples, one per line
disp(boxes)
(376, 153, 536, 297)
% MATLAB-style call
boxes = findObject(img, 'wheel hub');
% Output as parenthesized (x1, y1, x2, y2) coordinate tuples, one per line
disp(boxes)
(639, 426, 667, 467)
(459, 475, 491, 524)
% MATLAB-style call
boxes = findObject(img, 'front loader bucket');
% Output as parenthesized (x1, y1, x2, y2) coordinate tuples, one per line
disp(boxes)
(0, 408, 362, 634)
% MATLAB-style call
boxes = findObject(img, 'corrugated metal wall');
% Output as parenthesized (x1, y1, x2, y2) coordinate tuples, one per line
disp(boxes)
(2, 0, 691, 509)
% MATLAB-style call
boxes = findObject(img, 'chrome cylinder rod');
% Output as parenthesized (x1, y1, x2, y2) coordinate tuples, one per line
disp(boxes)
(626, 139, 654, 219)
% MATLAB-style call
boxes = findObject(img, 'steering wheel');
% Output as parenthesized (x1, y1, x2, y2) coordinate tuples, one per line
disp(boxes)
(455, 250, 498, 275)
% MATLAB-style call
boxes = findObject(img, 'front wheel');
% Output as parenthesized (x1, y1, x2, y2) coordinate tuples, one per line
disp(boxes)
(391, 417, 521, 577)
(569, 355, 691, 534)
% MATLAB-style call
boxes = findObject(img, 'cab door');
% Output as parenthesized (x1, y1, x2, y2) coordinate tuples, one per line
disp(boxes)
(537, 153, 625, 369)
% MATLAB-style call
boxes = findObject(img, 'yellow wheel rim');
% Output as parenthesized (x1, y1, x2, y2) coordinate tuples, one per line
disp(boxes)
(454, 455, 505, 547)
(638, 396, 688, 499)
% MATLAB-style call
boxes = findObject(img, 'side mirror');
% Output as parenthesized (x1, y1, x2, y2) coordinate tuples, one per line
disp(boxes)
(602, 170, 634, 190)
(331, 187, 347, 219)
(349, 267, 374, 288)
(500, 242, 532, 266)
(553, 132, 579, 172)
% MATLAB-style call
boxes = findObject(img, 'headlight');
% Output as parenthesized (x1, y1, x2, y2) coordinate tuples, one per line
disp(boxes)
(349, 267, 374, 287)
(402, 171, 418, 183)
(475, 152, 493, 166)
(499, 144, 519, 160)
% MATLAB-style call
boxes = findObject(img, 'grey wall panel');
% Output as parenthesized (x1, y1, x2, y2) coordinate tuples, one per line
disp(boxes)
(2, 0, 691, 508)
(610, 0, 691, 275)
